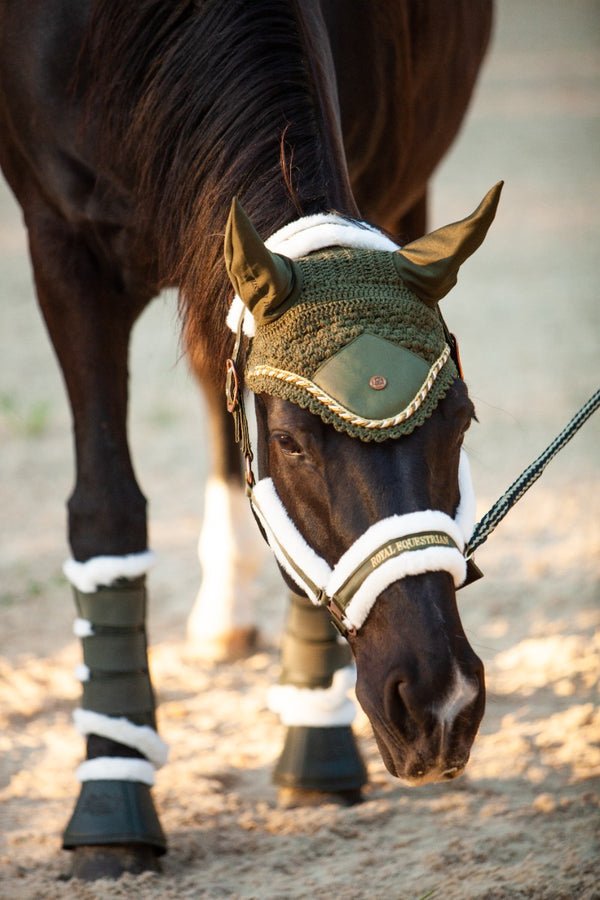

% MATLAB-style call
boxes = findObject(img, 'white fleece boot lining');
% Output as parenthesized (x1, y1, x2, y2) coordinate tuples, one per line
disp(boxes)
(74, 708, 168, 769)
(63, 550, 157, 594)
(73, 618, 94, 638)
(65, 554, 166, 782)
(268, 665, 357, 727)
(76, 757, 156, 786)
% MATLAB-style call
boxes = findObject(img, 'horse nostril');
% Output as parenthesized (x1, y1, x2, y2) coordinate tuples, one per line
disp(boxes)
(388, 678, 437, 740)
(382, 675, 414, 736)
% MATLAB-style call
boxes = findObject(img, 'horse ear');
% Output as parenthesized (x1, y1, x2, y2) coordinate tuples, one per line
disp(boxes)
(224, 197, 301, 325)
(393, 182, 503, 307)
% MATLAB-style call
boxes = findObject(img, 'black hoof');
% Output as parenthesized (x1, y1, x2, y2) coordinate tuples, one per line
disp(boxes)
(71, 843, 161, 881)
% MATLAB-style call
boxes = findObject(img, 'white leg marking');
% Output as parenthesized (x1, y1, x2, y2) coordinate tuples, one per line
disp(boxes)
(187, 477, 272, 646)
(63, 551, 157, 593)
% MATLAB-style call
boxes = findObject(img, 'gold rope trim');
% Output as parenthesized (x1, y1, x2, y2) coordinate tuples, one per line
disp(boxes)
(247, 344, 451, 430)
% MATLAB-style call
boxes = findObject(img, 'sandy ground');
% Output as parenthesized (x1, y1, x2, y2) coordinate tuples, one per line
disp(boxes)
(1, 2, 599, 898)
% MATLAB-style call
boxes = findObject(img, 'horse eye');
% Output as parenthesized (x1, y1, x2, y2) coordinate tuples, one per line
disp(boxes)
(272, 432, 303, 456)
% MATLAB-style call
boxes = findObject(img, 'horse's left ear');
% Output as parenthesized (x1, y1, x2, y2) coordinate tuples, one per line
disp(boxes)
(224, 197, 302, 325)
(393, 182, 503, 307)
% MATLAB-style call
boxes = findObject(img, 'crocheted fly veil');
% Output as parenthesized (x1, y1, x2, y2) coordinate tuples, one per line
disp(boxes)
(225, 183, 502, 440)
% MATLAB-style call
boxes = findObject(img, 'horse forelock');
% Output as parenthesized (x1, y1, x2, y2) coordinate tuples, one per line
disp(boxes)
(83, 0, 351, 371)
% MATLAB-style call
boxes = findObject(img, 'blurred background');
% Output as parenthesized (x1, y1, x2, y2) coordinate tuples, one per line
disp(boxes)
(0, 1, 598, 896)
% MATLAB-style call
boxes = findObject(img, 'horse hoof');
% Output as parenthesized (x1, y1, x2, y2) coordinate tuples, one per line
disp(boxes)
(186, 625, 259, 661)
(278, 786, 363, 809)
(70, 844, 161, 881)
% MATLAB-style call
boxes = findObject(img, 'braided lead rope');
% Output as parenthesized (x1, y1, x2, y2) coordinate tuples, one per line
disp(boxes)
(464, 388, 600, 558)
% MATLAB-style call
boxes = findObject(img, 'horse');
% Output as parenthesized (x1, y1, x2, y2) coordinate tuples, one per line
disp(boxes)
(0, 0, 495, 881)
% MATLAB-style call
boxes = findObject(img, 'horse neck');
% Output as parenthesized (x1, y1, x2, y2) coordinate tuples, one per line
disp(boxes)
(84, 1, 357, 365)
(169, 0, 358, 368)
(289, 0, 358, 218)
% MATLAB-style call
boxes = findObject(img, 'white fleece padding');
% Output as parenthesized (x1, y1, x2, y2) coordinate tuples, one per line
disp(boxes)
(268, 665, 357, 727)
(326, 509, 467, 631)
(73, 708, 169, 768)
(455, 449, 476, 542)
(74, 664, 91, 683)
(327, 509, 466, 597)
(226, 214, 401, 338)
(73, 617, 94, 638)
(266, 214, 400, 258)
(342, 547, 467, 631)
(251, 477, 332, 603)
(76, 757, 156, 786)
(63, 550, 157, 594)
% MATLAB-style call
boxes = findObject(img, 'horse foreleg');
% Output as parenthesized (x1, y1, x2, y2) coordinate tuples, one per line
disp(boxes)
(268, 592, 367, 807)
(25, 208, 166, 878)
(186, 378, 271, 660)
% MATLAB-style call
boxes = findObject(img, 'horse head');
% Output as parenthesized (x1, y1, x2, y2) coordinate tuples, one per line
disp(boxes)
(224, 184, 502, 785)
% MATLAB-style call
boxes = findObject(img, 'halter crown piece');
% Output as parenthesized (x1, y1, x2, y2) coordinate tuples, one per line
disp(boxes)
(224, 185, 502, 634)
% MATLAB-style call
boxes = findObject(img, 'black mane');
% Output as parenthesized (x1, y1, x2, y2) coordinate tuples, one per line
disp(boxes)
(84, 0, 340, 367)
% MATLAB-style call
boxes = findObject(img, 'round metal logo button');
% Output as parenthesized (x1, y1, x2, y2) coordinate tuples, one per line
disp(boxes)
(369, 375, 388, 390)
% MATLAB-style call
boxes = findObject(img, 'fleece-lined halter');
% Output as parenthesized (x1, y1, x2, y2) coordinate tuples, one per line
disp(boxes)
(226, 208, 482, 636)
(249, 449, 475, 636)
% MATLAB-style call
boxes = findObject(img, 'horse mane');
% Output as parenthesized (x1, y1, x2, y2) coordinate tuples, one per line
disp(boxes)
(83, 0, 342, 374)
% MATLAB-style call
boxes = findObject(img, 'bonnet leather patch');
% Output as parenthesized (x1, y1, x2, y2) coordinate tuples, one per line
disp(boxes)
(312, 333, 432, 420)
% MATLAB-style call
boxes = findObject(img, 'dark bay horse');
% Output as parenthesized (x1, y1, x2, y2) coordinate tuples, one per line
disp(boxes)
(0, 0, 494, 880)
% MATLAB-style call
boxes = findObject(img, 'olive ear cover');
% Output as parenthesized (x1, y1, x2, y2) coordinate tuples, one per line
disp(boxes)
(393, 182, 503, 306)
(224, 197, 302, 325)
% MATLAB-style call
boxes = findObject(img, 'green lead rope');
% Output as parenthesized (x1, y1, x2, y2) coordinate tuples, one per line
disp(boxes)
(464, 388, 600, 559)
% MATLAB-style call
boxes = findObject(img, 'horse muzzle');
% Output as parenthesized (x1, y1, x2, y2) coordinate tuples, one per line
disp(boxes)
(359, 665, 485, 784)
(353, 575, 486, 784)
